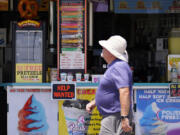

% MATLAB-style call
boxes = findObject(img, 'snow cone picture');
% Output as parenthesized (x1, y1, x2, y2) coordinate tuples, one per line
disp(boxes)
(62, 99, 91, 135)
(18, 94, 49, 135)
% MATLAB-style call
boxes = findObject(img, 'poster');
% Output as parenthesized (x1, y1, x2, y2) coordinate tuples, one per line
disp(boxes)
(0, 0, 8, 11)
(136, 88, 180, 135)
(7, 85, 58, 135)
(59, 86, 102, 135)
(167, 55, 180, 82)
(60, 51, 84, 69)
(114, 0, 180, 14)
(16, 63, 42, 83)
(60, 0, 84, 51)
(58, 0, 87, 74)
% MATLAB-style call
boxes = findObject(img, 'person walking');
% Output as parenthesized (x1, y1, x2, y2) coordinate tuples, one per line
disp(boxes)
(86, 35, 133, 135)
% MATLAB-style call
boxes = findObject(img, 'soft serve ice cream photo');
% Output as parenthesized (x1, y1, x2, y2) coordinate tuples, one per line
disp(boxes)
(18, 94, 48, 135)
(139, 102, 167, 135)
(136, 88, 180, 135)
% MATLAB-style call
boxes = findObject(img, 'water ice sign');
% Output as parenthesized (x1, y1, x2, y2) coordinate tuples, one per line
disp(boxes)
(51, 82, 76, 100)
(169, 83, 180, 97)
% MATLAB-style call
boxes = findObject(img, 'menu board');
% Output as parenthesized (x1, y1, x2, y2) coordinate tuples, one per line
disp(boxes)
(114, 0, 180, 13)
(58, 0, 87, 75)
(60, 51, 84, 69)
(59, 0, 85, 51)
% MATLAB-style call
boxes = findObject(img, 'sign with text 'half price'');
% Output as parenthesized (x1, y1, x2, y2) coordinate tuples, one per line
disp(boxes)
(51, 82, 76, 100)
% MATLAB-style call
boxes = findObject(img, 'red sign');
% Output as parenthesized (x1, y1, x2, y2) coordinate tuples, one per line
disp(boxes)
(51, 82, 76, 100)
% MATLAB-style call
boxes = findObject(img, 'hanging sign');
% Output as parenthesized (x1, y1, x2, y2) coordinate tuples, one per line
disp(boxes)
(51, 82, 76, 100)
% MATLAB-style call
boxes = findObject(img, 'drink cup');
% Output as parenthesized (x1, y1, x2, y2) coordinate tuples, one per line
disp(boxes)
(60, 72, 67, 81)
(76, 73, 82, 82)
(67, 73, 73, 82)
(84, 74, 89, 82)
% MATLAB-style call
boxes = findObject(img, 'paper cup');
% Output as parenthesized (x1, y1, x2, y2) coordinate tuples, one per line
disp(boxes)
(76, 73, 82, 82)
(67, 74, 73, 82)
(84, 74, 89, 82)
(60, 72, 67, 81)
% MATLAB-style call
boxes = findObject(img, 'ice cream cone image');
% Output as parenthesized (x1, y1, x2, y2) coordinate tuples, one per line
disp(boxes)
(18, 95, 48, 135)
(140, 102, 167, 135)
(62, 99, 91, 135)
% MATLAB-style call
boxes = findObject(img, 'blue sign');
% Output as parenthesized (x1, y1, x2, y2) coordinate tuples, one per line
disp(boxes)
(136, 88, 180, 135)
(114, 0, 180, 14)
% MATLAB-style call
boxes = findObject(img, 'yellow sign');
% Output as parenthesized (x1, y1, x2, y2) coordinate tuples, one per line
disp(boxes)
(17, 20, 41, 28)
(16, 63, 42, 83)
(59, 87, 102, 135)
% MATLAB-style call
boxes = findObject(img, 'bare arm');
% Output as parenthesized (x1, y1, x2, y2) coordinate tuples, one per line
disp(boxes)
(119, 87, 132, 132)
(119, 87, 130, 116)
(86, 99, 96, 114)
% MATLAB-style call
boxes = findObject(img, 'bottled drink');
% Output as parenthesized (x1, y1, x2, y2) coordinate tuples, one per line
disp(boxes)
(171, 62, 177, 83)
(177, 62, 180, 83)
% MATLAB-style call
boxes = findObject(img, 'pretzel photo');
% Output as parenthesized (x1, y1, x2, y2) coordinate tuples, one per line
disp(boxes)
(18, 0, 39, 19)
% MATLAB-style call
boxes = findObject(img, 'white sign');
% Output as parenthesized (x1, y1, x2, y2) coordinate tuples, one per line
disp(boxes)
(7, 85, 58, 135)
(60, 51, 84, 69)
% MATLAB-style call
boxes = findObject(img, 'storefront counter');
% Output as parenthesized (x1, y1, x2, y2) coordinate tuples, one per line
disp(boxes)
(0, 82, 100, 135)
(1, 82, 180, 135)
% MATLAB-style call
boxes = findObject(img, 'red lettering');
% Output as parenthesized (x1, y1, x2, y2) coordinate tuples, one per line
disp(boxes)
(77, 89, 96, 95)
(54, 92, 60, 97)
(53, 92, 74, 98)
(10, 89, 16, 92)
(57, 85, 70, 91)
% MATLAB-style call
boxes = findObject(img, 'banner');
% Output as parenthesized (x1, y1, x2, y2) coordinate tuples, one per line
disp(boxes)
(7, 85, 58, 135)
(136, 88, 180, 135)
(114, 0, 180, 14)
(59, 86, 102, 135)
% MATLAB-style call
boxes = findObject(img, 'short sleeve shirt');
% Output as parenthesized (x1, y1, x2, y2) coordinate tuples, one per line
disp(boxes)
(95, 59, 133, 116)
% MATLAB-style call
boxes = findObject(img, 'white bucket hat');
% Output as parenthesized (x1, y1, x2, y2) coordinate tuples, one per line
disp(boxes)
(99, 35, 128, 62)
